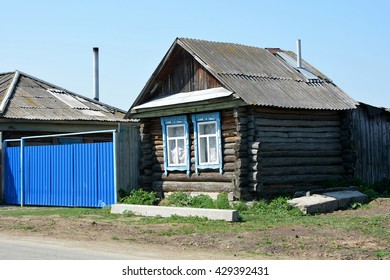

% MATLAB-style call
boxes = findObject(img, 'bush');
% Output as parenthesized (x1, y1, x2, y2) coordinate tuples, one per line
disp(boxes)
(161, 192, 231, 209)
(119, 189, 160, 205)
(162, 192, 193, 207)
(248, 197, 302, 217)
(372, 179, 390, 195)
(232, 201, 249, 212)
(190, 194, 215, 209)
(214, 193, 231, 209)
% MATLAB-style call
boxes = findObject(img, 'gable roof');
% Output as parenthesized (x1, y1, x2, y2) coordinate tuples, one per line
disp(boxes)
(0, 70, 130, 122)
(129, 38, 357, 116)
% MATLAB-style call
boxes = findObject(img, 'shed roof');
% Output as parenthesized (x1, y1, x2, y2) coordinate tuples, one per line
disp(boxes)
(0, 71, 131, 122)
(130, 38, 358, 115)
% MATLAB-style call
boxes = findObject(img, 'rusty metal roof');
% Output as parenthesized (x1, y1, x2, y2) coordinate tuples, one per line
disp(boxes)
(0, 71, 132, 122)
(168, 38, 358, 110)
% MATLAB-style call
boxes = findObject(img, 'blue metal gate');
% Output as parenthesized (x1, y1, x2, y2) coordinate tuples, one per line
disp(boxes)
(3, 131, 116, 207)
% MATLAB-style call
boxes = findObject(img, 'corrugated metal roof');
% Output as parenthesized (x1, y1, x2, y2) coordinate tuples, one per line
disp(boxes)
(0, 71, 132, 122)
(0, 72, 15, 105)
(132, 87, 233, 111)
(174, 38, 357, 110)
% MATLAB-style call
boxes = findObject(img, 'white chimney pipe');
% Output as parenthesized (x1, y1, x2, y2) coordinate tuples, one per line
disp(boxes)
(93, 47, 99, 101)
(296, 39, 302, 68)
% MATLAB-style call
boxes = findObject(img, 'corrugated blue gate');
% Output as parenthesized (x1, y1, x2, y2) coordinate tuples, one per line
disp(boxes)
(4, 131, 116, 207)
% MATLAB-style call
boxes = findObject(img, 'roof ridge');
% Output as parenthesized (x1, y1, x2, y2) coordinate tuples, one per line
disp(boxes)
(0, 71, 20, 114)
(218, 72, 295, 81)
(178, 37, 266, 50)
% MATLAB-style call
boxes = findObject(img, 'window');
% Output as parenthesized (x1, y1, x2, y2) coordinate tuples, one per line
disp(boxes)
(192, 112, 222, 174)
(167, 125, 186, 166)
(198, 122, 218, 164)
(161, 115, 190, 175)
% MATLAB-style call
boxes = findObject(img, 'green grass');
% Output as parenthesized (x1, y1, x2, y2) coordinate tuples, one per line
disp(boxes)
(0, 197, 388, 244)
(12, 223, 36, 231)
(0, 206, 112, 218)
(374, 249, 390, 259)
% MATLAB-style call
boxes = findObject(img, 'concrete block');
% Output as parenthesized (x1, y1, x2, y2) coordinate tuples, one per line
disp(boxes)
(323, 190, 368, 209)
(288, 195, 339, 214)
(288, 190, 368, 214)
(111, 204, 239, 222)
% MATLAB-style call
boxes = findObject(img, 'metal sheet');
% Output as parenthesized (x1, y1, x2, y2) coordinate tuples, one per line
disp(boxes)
(4, 132, 116, 208)
(51, 144, 73, 206)
(166, 38, 358, 110)
(24, 145, 51, 205)
(0, 71, 132, 122)
(133, 87, 233, 110)
(4, 146, 21, 205)
(97, 142, 115, 207)
(74, 143, 98, 207)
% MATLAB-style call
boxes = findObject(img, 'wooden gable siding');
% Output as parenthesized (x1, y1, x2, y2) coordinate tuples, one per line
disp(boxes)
(249, 107, 353, 195)
(138, 108, 249, 196)
(349, 105, 390, 184)
(155, 49, 222, 97)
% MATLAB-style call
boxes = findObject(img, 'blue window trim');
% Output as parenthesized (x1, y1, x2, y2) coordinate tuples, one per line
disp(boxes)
(161, 115, 190, 176)
(192, 112, 223, 174)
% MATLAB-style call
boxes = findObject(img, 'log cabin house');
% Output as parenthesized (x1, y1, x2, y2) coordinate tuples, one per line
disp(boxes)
(127, 38, 359, 200)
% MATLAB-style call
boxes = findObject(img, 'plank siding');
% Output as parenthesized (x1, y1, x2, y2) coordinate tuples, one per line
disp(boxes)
(155, 51, 221, 97)
(116, 123, 141, 194)
(350, 105, 390, 183)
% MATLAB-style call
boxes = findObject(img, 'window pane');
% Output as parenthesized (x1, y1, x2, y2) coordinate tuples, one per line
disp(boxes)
(177, 139, 185, 164)
(199, 137, 207, 163)
(199, 123, 216, 135)
(168, 139, 177, 164)
(168, 126, 184, 137)
(209, 136, 218, 163)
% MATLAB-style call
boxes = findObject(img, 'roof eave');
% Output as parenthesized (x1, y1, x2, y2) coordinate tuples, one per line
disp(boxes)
(130, 98, 246, 119)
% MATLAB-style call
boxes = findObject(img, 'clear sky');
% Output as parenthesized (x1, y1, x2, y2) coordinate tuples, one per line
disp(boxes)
(1, 0, 389, 110)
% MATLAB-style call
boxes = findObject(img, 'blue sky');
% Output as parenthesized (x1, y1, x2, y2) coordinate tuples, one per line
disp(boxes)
(1, 0, 389, 110)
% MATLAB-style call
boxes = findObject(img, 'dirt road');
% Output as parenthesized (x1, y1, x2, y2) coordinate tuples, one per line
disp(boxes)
(0, 198, 389, 260)
(0, 233, 232, 260)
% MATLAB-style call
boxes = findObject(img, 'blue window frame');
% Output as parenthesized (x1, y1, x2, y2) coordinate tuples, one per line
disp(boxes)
(192, 112, 223, 174)
(161, 115, 190, 175)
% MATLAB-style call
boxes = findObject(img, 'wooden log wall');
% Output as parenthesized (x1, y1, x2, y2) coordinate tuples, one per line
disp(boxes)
(349, 105, 390, 184)
(252, 107, 349, 195)
(139, 109, 237, 196)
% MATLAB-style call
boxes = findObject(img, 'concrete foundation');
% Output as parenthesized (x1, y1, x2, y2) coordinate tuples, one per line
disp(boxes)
(111, 204, 239, 222)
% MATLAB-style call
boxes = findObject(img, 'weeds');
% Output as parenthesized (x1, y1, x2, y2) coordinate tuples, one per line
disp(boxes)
(119, 189, 160, 205)
(324, 177, 390, 200)
(161, 192, 231, 209)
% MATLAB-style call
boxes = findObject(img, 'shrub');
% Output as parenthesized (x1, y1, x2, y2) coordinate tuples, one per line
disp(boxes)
(214, 193, 231, 209)
(232, 201, 249, 212)
(372, 179, 390, 195)
(358, 184, 378, 200)
(161, 192, 231, 209)
(163, 192, 193, 207)
(190, 194, 215, 209)
(119, 189, 160, 205)
(248, 197, 302, 216)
